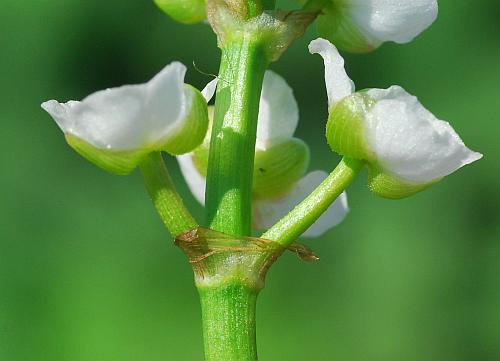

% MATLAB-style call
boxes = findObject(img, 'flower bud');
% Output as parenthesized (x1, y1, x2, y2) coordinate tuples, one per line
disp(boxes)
(42, 62, 209, 175)
(326, 86, 482, 198)
(154, 0, 206, 24)
(310, 38, 481, 198)
(316, 0, 438, 53)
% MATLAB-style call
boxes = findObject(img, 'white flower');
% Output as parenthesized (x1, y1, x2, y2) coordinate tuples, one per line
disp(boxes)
(310, 38, 482, 198)
(178, 70, 349, 237)
(317, 0, 438, 53)
(42, 62, 208, 175)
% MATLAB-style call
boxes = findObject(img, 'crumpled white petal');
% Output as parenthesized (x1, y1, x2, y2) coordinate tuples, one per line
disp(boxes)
(256, 71, 299, 150)
(177, 153, 206, 205)
(365, 86, 483, 183)
(42, 62, 189, 151)
(253, 171, 349, 237)
(348, 0, 438, 45)
(309, 38, 355, 109)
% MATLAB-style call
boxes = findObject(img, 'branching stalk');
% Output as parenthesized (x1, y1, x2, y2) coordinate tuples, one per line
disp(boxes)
(140, 152, 198, 237)
(262, 157, 364, 247)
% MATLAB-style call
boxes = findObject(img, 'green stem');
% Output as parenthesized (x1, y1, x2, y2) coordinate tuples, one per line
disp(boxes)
(205, 39, 269, 236)
(140, 152, 197, 237)
(262, 157, 364, 247)
(198, 284, 259, 361)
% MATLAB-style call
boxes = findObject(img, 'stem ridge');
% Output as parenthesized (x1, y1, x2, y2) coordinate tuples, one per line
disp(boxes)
(205, 40, 269, 236)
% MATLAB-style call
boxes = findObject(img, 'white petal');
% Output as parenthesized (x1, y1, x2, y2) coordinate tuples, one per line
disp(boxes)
(253, 171, 349, 238)
(348, 0, 438, 45)
(41, 100, 79, 133)
(199, 71, 299, 150)
(146, 62, 190, 143)
(42, 62, 189, 151)
(177, 153, 206, 205)
(309, 38, 355, 110)
(256, 70, 299, 150)
(201, 78, 218, 102)
(365, 86, 482, 183)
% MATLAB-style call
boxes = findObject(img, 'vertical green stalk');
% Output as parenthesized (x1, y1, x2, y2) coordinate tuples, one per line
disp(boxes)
(140, 152, 197, 237)
(199, 284, 259, 361)
(205, 39, 269, 236)
(200, 15, 271, 360)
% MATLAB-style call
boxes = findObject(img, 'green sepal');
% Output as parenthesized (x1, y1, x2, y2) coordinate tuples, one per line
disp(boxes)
(368, 166, 439, 199)
(192, 147, 209, 176)
(252, 138, 310, 199)
(162, 85, 209, 155)
(316, 2, 377, 53)
(191, 106, 214, 177)
(326, 92, 375, 161)
(154, 0, 206, 24)
(66, 134, 147, 175)
(192, 135, 310, 199)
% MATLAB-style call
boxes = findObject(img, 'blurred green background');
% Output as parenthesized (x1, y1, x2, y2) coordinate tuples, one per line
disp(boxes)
(1, 0, 499, 360)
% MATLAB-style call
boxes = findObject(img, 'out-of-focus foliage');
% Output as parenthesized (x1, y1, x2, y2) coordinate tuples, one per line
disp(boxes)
(0, 0, 498, 360)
